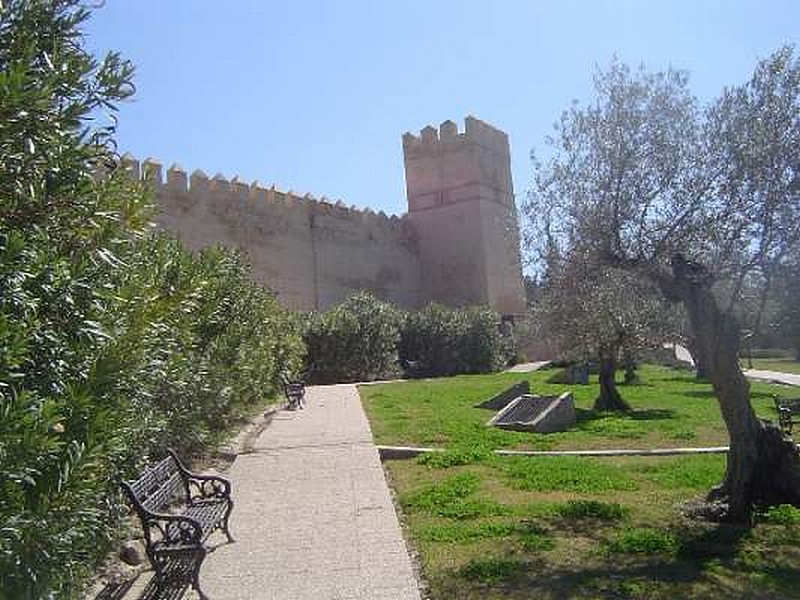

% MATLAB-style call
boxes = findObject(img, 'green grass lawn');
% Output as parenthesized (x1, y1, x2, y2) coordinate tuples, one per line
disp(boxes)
(743, 358, 800, 375)
(360, 366, 800, 599)
(360, 365, 790, 452)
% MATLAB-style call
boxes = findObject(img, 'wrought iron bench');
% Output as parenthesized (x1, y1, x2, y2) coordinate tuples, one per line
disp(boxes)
(120, 450, 234, 600)
(774, 396, 800, 435)
(280, 371, 306, 410)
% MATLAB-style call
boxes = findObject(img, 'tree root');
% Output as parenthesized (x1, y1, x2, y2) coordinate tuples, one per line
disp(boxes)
(699, 421, 800, 524)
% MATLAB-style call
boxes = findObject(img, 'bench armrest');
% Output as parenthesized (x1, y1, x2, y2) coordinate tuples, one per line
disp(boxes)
(146, 512, 204, 548)
(186, 473, 232, 502)
(120, 481, 204, 549)
(167, 449, 232, 503)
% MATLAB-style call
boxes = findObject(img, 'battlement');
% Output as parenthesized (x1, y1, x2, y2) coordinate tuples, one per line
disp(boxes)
(120, 115, 522, 315)
(120, 155, 406, 231)
(402, 115, 509, 157)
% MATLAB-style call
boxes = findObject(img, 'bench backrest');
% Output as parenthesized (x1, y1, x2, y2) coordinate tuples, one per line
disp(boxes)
(125, 454, 188, 514)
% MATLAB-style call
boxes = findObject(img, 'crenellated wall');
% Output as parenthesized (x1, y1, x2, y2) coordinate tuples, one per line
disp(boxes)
(123, 157, 422, 311)
(125, 116, 526, 316)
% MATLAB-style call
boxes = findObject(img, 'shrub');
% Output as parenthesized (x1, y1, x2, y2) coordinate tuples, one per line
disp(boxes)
(0, 3, 304, 596)
(399, 303, 510, 377)
(303, 291, 402, 383)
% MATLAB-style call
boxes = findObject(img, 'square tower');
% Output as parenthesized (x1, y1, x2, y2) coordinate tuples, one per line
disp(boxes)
(402, 116, 526, 315)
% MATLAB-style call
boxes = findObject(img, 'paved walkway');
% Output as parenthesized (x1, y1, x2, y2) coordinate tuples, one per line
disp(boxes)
(668, 344, 799, 387)
(199, 384, 421, 600)
(744, 369, 800, 387)
(505, 361, 551, 373)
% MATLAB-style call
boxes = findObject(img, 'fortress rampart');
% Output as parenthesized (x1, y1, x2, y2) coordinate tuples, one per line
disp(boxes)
(131, 116, 525, 315)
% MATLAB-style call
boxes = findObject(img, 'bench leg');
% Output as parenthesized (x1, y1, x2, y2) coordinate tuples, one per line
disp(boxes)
(223, 500, 235, 543)
(191, 548, 209, 600)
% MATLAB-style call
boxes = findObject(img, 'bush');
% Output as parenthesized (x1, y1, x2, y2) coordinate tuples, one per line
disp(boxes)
(399, 303, 510, 377)
(0, 3, 304, 596)
(303, 291, 402, 383)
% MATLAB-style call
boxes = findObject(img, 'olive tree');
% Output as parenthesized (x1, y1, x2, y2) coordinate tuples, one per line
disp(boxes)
(525, 48, 800, 522)
(533, 248, 678, 411)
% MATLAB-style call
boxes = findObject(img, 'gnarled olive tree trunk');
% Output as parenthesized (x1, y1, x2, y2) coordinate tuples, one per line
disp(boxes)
(593, 345, 631, 411)
(666, 256, 800, 522)
(686, 336, 711, 380)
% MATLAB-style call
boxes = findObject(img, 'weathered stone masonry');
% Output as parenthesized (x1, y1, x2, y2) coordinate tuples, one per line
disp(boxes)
(130, 116, 525, 315)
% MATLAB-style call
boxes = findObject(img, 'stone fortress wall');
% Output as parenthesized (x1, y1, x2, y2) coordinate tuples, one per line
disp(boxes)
(128, 116, 526, 315)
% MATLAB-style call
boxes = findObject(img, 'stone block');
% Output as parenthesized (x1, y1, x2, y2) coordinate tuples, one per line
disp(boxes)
(487, 392, 575, 433)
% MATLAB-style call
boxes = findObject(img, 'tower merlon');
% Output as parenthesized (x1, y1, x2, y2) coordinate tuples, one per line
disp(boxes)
(439, 119, 458, 140)
(420, 125, 438, 144)
(142, 158, 163, 185)
(166, 164, 188, 191)
(464, 115, 509, 156)
(190, 169, 210, 191)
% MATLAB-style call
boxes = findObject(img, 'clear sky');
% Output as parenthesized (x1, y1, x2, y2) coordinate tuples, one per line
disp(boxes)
(85, 1, 799, 216)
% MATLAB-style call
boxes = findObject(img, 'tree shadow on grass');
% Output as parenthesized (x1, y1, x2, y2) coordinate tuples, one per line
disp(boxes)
(445, 527, 752, 600)
(661, 375, 707, 384)
(93, 571, 190, 600)
(677, 523, 750, 563)
(575, 408, 677, 424)
(441, 560, 705, 600)
(681, 389, 776, 401)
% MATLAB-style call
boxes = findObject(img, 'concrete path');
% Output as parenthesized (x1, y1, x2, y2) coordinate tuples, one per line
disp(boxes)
(200, 384, 421, 600)
(744, 369, 800, 387)
(506, 361, 551, 373)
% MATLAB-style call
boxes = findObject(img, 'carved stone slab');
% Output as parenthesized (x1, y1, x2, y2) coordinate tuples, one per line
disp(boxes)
(487, 392, 576, 433)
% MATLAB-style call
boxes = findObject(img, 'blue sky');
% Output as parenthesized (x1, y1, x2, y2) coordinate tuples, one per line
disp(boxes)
(86, 1, 799, 216)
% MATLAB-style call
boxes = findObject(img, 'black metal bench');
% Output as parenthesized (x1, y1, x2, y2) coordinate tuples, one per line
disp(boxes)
(280, 371, 306, 410)
(120, 450, 234, 600)
(774, 396, 800, 435)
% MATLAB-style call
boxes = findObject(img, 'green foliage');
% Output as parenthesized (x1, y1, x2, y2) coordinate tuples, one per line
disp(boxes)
(635, 455, 724, 491)
(0, 2, 304, 596)
(303, 291, 401, 383)
(502, 456, 637, 493)
(417, 446, 492, 469)
(417, 521, 517, 543)
(606, 527, 678, 555)
(302, 295, 513, 384)
(403, 472, 509, 520)
(519, 530, 555, 552)
(399, 303, 510, 377)
(460, 557, 527, 583)
(760, 504, 800, 526)
(553, 500, 629, 521)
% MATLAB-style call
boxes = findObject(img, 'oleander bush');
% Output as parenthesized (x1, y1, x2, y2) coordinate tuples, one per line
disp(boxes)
(303, 295, 513, 384)
(303, 291, 402, 383)
(399, 303, 510, 377)
(0, 2, 303, 597)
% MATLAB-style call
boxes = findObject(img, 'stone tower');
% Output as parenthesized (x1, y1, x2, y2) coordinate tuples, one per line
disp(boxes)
(402, 116, 526, 315)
